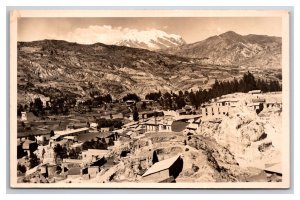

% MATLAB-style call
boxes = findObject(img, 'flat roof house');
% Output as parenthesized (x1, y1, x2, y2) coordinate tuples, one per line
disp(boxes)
(216, 98, 239, 107)
(158, 120, 173, 132)
(50, 127, 89, 147)
(22, 140, 38, 157)
(82, 149, 109, 163)
(144, 119, 159, 132)
(248, 102, 263, 112)
(186, 123, 199, 130)
(100, 127, 111, 132)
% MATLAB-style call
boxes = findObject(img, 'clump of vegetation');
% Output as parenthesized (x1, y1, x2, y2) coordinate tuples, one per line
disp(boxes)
(53, 144, 68, 159)
(145, 71, 282, 110)
(122, 93, 141, 102)
(17, 163, 27, 174)
(29, 153, 40, 168)
(82, 139, 108, 150)
(96, 118, 123, 129)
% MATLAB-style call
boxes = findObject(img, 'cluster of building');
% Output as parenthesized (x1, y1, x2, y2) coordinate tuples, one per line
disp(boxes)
(17, 107, 202, 183)
(200, 90, 282, 118)
(17, 90, 283, 183)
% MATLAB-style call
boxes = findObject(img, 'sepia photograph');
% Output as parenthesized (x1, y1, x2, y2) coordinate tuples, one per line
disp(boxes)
(10, 10, 290, 188)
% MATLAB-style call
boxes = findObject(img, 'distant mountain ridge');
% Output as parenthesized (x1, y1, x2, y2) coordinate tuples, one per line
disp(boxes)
(161, 31, 282, 69)
(17, 31, 282, 104)
(115, 29, 186, 50)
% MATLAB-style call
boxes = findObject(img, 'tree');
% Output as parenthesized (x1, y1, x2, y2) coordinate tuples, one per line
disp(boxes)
(82, 139, 108, 150)
(152, 151, 159, 164)
(17, 163, 27, 174)
(17, 104, 24, 117)
(28, 134, 36, 141)
(24, 104, 28, 111)
(133, 109, 139, 121)
(96, 118, 123, 129)
(175, 94, 186, 109)
(162, 92, 172, 110)
(145, 91, 161, 101)
(123, 93, 141, 102)
(141, 101, 147, 110)
(29, 153, 39, 168)
(142, 71, 282, 110)
(53, 144, 68, 159)
(29, 101, 34, 112)
(33, 97, 44, 116)
(42, 148, 46, 158)
(50, 130, 55, 137)
(69, 148, 80, 159)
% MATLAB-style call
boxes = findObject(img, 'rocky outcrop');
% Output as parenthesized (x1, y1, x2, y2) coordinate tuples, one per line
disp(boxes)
(197, 105, 282, 169)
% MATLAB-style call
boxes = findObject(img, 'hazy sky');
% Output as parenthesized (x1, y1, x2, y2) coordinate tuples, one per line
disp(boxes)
(18, 17, 282, 44)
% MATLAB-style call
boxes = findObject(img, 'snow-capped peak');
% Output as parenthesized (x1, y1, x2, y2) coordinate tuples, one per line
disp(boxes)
(115, 29, 186, 50)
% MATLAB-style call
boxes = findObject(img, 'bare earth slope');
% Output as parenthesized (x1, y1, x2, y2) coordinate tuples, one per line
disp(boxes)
(162, 31, 282, 69)
(17, 35, 281, 103)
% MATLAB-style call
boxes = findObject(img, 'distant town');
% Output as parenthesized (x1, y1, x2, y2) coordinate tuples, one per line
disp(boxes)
(16, 72, 283, 183)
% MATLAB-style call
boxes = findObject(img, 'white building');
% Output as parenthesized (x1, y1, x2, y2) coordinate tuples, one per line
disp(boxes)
(81, 149, 109, 163)
(21, 112, 27, 121)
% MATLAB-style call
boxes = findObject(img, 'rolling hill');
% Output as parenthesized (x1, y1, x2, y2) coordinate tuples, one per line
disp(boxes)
(161, 31, 282, 69)
(17, 31, 282, 104)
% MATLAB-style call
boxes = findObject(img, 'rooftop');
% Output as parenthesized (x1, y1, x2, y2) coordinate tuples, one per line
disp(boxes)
(142, 155, 181, 177)
(123, 121, 139, 128)
(186, 123, 199, 130)
(97, 132, 115, 139)
(217, 98, 239, 103)
(264, 163, 282, 174)
(63, 136, 77, 140)
(83, 149, 109, 157)
(63, 159, 83, 164)
(174, 115, 201, 121)
(251, 98, 266, 103)
(22, 140, 36, 149)
(51, 135, 60, 140)
(71, 142, 83, 148)
(248, 90, 262, 94)
(55, 127, 89, 137)
(171, 121, 189, 132)
(68, 167, 81, 175)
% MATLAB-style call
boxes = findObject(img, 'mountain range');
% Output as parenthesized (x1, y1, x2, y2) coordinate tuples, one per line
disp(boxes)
(17, 31, 282, 104)
(115, 29, 186, 50)
(161, 31, 282, 69)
